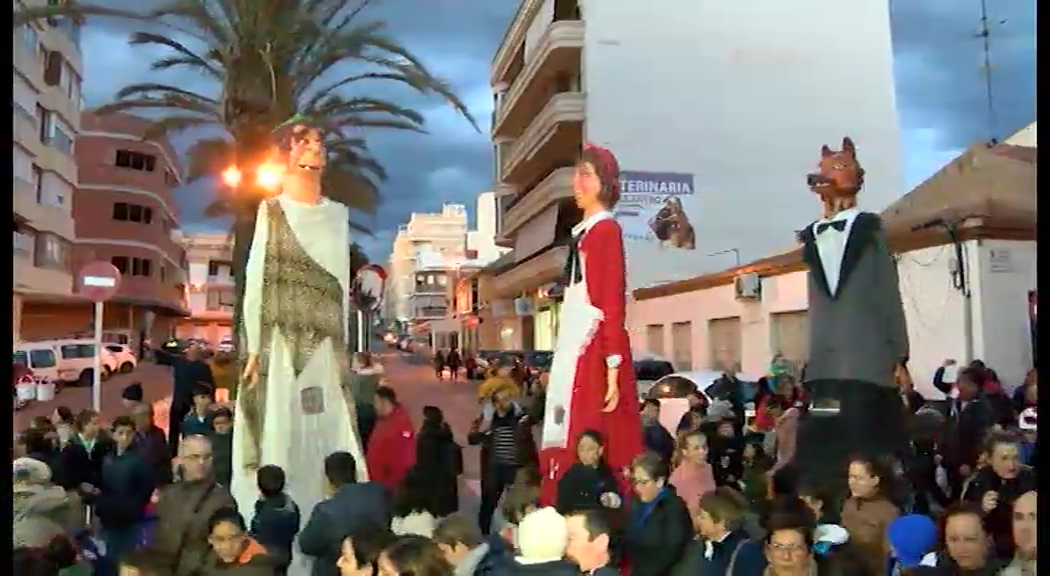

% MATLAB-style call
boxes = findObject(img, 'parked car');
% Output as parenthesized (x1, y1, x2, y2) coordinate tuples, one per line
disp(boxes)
(104, 344, 138, 374)
(14, 340, 119, 387)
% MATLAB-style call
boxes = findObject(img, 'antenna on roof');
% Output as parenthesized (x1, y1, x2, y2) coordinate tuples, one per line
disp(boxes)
(975, 0, 1008, 144)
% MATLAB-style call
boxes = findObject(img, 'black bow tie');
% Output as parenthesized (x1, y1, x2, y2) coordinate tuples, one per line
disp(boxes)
(564, 235, 583, 285)
(816, 220, 847, 234)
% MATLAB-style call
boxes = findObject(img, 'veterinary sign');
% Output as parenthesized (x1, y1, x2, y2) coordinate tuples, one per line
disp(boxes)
(616, 171, 697, 249)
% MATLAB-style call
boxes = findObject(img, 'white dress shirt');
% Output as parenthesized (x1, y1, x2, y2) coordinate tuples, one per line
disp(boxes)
(811, 207, 860, 296)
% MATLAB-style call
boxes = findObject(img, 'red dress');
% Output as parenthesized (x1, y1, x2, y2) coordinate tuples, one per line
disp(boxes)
(539, 212, 643, 505)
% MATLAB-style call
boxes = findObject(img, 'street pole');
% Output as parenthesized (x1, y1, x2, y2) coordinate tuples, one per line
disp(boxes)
(92, 301, 103, 412)
(357, 309, 366, 353)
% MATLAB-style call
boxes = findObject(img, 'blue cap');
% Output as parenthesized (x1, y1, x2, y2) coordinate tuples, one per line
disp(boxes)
(887, 515, 937, 568)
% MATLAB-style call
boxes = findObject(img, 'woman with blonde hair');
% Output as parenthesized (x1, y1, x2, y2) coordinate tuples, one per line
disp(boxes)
(669, 430, 716, 516)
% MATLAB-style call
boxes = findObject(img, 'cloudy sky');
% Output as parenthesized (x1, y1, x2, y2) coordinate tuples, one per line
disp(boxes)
(78, 0, 1035, 264)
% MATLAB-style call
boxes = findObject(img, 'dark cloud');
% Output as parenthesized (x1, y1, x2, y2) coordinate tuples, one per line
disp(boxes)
(892, 0, 1036, 154)
(79, 0, 1035, 263)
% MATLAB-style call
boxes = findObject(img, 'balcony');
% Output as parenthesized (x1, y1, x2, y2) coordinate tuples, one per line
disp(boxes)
(502, 92, 585, 185)
(414, 307, 449, 320)
(491, 245, 568, 297)
(14, 176, 76, 240)
(503, 167, 575, 236)
(493, 20, 584, 140)
(14, 254, 73, 296)
(412, 285, 447, 296)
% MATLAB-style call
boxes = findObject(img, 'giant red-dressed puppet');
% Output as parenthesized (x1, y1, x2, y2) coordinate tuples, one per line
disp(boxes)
(539, 143, 643, 505)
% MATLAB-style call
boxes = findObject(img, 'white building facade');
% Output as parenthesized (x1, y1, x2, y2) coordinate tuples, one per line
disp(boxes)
(490, 0, 904, 298)
(385, 204, 469, 321)
(177, 233, 235, 342)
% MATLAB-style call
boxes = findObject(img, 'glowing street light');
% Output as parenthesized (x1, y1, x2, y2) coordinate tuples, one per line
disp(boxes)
(255, 162, 284, 191)
(221, 166, 242, 187)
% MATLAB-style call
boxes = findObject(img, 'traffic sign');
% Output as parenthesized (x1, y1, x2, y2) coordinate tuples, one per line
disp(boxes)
(352, 264, 387, 311)
(77, 261, 123, 413)
(78, 261, 122, 302)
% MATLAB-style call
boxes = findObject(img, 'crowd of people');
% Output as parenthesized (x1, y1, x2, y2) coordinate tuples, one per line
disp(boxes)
(12, 350, 1038, 576)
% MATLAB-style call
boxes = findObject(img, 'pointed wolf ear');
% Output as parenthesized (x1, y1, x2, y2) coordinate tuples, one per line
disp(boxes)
(841, 137, 856, 155)
(820, 145, 833, 158)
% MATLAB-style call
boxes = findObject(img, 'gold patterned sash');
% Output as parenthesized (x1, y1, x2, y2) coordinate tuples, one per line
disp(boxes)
(238, 199, 355, 468)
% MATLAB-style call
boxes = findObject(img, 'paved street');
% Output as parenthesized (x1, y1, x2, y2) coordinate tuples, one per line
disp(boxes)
(15, 348, 487, 512)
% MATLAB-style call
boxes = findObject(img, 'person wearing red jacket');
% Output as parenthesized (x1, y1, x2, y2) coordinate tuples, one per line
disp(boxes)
(538, 144, 643, 506)
(366, 386, 416, 492)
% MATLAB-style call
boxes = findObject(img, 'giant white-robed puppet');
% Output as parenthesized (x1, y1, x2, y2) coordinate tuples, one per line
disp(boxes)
(230, 117, 368, 570)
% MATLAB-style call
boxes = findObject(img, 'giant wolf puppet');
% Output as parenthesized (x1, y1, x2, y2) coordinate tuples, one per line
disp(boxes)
(793, 136, 910, 488)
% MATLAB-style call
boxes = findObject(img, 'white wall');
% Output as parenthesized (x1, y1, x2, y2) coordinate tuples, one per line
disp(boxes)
(582, 0, 903, 291)
(525, 0, 556, 62)
(39, 172, 73, 212)
(187, 262, 209, 285)
(1004, 122, 1036, 147)
(627, 240, 1037, 399)
(972, 240, 1037, 389)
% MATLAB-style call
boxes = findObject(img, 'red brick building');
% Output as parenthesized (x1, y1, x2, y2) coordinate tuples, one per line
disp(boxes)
(20, 112, 190, 345)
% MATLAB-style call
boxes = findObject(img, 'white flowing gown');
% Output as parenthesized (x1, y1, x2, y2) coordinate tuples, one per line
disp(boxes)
(230, 195, 368, 575)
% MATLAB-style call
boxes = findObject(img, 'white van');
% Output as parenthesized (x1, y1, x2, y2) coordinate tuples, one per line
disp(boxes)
(14, 340, 120, 387)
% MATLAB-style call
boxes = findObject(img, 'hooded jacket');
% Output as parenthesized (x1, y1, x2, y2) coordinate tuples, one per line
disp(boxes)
(366, 405, 416, 491)
(14, 482, 74, 547)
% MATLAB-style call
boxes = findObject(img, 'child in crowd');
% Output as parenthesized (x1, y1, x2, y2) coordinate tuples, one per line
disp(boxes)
(391, 468, 440, 537)
(250, 465, 300, 575)
(498, 484, 540, 553)
(668, 430, 716, 517)
(709, 416, 744, 489)
(1018, 407, 1037, 466)
(206, 508, 273, 573)
(640, 399, 675, 462)
(180, 383, 214, 438)
(740, 441, 772, 506)
(209, 407, 234, 488)
(118, 548, 171, 576)
(121, 383, 144, 411)
(556, 430, 621, 514)
(96, 416, 155, 576)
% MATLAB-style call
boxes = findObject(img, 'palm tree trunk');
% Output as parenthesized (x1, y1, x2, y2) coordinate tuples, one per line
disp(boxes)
(229, 197, 259, 404)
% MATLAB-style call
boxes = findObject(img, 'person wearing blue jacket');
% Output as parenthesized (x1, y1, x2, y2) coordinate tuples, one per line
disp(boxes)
(250, 465, 301, 575)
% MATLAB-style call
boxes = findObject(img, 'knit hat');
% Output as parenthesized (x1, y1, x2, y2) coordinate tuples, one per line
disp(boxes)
(515, 507, 568, 564)
(887, 514, 938, 568)
(122, 382, 144, 402)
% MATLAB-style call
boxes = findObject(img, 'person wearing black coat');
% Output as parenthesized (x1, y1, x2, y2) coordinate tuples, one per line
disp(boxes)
(96, 416, 156, 574)
(624, 453, 693, 576)
(433, 350, 447, 379)
(961, 433, 1038, 561)
(446, 348, 462, 380)
(641, 399, 675, 463)
(414, 405, 461, 517)
(940, 370, 995, 498)
(169, 347, 216, 454)
(556, 431, 622, 515)
(57, 410, 115, 505)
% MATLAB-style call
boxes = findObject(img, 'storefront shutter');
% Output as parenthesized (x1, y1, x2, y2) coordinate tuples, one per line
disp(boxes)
(670, 322, 693, 371)
(708, 317, 742, 371)
(770, 311, 809, 377)
(646, 324, 665, 357)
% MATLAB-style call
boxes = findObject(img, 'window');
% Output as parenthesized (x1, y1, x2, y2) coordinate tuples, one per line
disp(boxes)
(14, 75, 37, 114)
(38, 171, 71, 208)
(37, 105, 51, 142)
(114, 149, 158, 172)
(50, 122, 73, 155)
(206, 288, 235, 310)
(14, 231, 34, 256)
(60, 344, 96, 359)
(112, 202, 154, 224)
(33, 233, 68, 270)
(160, 265, 167, 282)
(43, 50, 63, 86)
(32, 166, 43, 203)
(132, 258, 152, 277)
(29, 349, 57, 369)
(164, 169, 179, 187)
(14, 147, 33, 185)
(19, 25, 39, 54)
(111, 256, 130, 274)
(207, 261, 219, 276)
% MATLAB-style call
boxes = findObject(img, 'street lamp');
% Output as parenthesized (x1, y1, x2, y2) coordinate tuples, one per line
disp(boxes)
(221, 163, 284, 191)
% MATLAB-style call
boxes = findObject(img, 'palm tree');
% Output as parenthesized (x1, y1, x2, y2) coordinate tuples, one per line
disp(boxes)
(46, 0, 478, 350)
(13, 1, 142, 27)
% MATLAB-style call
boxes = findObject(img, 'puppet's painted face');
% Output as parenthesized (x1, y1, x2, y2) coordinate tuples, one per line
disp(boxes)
(573, 161, 602, 210)
(286, 125, 326, 172)
(806, 137, 862, 199)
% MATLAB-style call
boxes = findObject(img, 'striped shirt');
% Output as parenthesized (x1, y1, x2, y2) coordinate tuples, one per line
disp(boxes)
(489, 410, 520, 465)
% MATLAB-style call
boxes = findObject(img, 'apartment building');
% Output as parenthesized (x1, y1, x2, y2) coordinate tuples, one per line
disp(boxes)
(385, 204, 469, 321)
(176, 233, 236, 343)
(14, 10, 85, 341)
(490, 0, 904, 349)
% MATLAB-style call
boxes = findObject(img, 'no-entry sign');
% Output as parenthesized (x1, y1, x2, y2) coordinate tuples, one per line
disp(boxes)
(78, 261, 122, 301)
